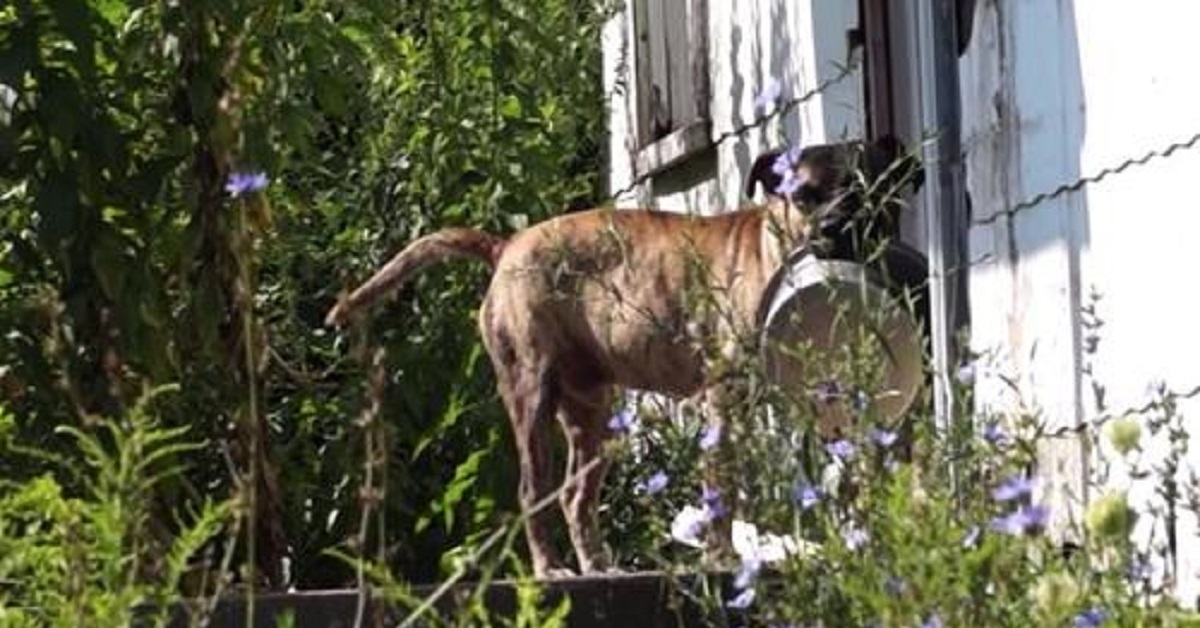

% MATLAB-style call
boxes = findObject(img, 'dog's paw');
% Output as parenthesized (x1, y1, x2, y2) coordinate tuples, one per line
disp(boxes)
(537, 566, 578, 580)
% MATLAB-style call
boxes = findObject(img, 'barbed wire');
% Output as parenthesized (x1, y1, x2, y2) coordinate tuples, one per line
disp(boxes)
(852, 126, 1200, 293)
(602, 64, 1200, 300)
(973, 130, 1200, 227)
(607, 59, 860, 203)
(1039, 383, 1200, 442)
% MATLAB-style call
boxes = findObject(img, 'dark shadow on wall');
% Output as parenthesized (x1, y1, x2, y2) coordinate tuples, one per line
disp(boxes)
(959, 0, 1091, 462)
(963, 0, 1089, 302)
(958, 0, 1095, 570)
(651, 148, 719, 206)
(728, 11, 751, 209)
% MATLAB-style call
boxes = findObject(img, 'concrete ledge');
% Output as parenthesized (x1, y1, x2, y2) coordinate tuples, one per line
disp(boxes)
(169, 571, 718, 627)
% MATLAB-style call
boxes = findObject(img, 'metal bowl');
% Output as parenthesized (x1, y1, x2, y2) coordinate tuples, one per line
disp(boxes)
(758, 245, 928, 436)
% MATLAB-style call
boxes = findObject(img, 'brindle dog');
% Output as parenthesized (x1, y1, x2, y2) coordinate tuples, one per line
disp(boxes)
(326, 138, 921, 578)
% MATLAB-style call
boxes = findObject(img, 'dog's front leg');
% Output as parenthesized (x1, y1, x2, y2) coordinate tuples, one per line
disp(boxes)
(698, 379, 742, 565)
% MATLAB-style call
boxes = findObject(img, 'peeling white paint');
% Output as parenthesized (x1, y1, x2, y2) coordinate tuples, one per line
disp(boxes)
(604, 0, 1200, 604)
(603, 0, 863, 214)
(962, 0, 1200, 602)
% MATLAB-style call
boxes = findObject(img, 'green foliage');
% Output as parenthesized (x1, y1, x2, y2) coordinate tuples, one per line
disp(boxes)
(603, 399, 708, 570)
(0, 388, 232, 627)
(593, 299, 1200, 627)
(0, 0, 613, 593)
(18, 0, 1194, 625)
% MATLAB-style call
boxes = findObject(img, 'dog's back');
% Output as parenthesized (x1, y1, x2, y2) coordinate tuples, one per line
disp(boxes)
(482, 207, 775, 396)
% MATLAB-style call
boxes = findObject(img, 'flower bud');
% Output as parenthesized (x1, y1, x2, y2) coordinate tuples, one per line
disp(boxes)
(1107, 418, 1142, 455)
(1085, 491, 1136, 541)
(1034, 572, 1081, 615)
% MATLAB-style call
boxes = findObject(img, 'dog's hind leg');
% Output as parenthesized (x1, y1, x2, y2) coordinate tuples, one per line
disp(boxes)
(483, 330, 569, 579)
(481, 293, 573, 578)
(495, 362, 571, 579)
(557, 384, 615, 574)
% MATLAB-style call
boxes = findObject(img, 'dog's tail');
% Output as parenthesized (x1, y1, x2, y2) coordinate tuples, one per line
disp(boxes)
(325, 228, 505, 327)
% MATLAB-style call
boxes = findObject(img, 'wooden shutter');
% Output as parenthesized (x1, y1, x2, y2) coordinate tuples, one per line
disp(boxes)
(635, 0, 709, 147)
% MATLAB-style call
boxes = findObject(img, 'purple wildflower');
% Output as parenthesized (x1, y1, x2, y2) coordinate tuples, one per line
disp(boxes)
(1074, 607, 1107, 628)
(843, 526, 868, 550)
(813, 380, 842, 404)
(699, 424, 722, 450)
(771, 145, 803, 176)
(607, 408, 636, 434)
(702, 486, 727, 520)
(993, 475, 1034, 502)
(727, 587, 756, 609)
(754, 78, 783, 112)
(920, 615, 944, 628)
(982, 422, 1006, 445)
(776, 171, 803, 196)
(872, 428, 898, 448)
(639, 471, 669, 495)
(884, 576, 906, 596)
(225, 171, 269, 197)
(772, 146, 806, 196)
(793, 484, 823, 510)
(991, 504, 1049, 536)
(826, 439, 856, 460)
(734, 556, 762, 590)
(670, 505, 708, 546)
(1127, 557, 1153, 582)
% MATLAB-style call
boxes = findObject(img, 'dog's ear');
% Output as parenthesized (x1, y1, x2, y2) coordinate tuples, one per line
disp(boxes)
(747, 137, 925, 207)
(746, 143, 860, 205)
(746, 150, 785, 200)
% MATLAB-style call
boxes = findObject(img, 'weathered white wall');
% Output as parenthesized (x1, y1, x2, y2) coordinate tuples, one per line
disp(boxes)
(603, 0, 863, 214)
(960, 0, 1090, 547)
(607, 0, 1200, 603)
(962, 0, 1200, 601)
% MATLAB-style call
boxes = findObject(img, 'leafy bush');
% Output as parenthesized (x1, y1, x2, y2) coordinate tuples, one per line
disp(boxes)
(0, 0, 613, 591)
(0, 388, 231, 627)
(591, 292, 1200, 627)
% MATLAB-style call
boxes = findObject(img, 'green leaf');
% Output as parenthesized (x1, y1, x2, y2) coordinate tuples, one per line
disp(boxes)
(427, 437, 494, 534)
(92, 0, 130, 28)
(499, 94, 521, 119)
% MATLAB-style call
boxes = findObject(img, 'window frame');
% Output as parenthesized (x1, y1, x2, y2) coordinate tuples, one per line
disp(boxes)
(631, 0, 712, 178)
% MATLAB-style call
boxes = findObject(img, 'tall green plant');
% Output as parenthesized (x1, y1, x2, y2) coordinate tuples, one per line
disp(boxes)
(259, 0, 614, 585)
(1, 0, 613, 591)
(0, 388, 232, 627)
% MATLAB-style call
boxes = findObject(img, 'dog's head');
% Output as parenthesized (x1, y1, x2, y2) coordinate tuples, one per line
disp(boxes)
(746, 135, 925, 205)
(747, 136, 925, 259)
